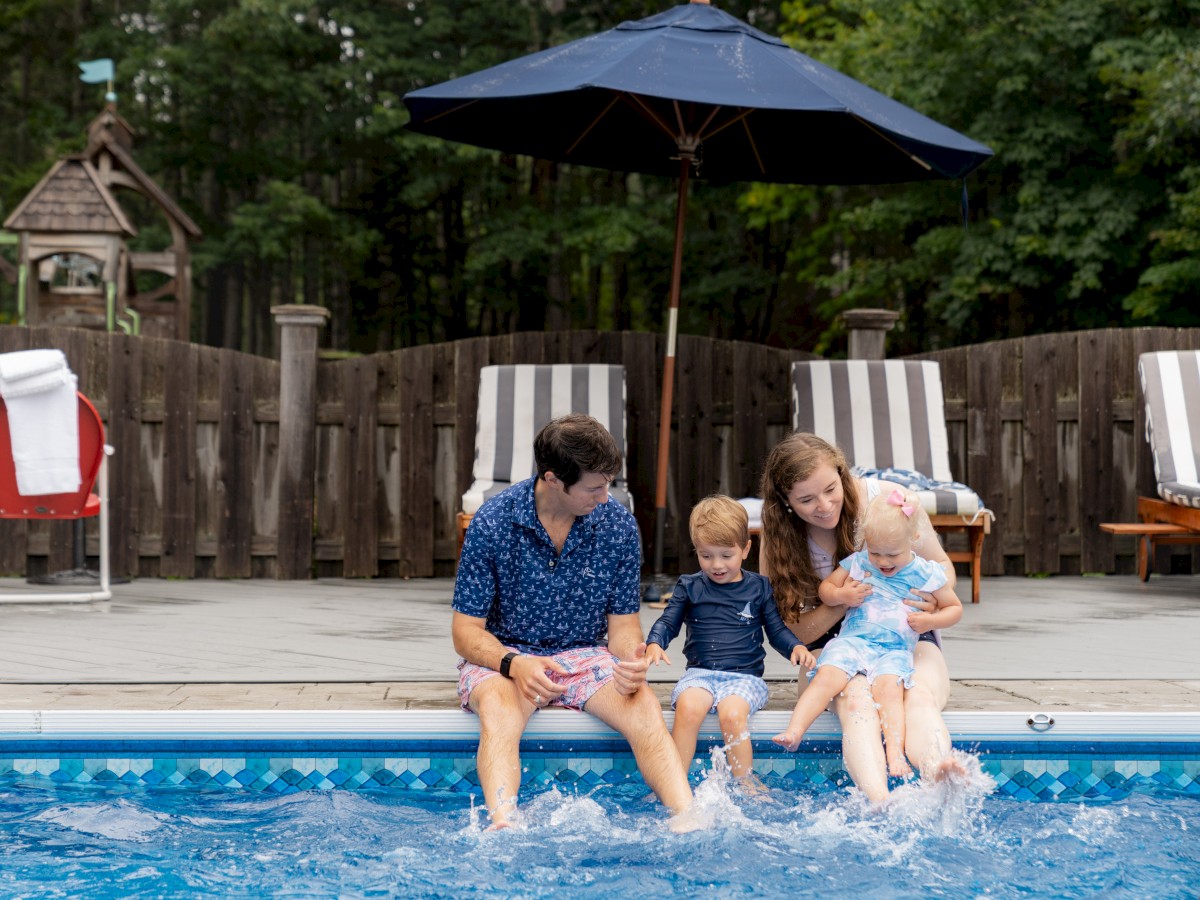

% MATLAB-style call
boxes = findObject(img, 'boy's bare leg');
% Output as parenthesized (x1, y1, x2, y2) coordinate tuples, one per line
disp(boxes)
(772, 667, 849, 752)
(671, 688, 713, 773)
(586, 680, 694, 819)
(469, 676, 536, 829)
(872, 677, 912, 778)
(715, 696, 754, 779)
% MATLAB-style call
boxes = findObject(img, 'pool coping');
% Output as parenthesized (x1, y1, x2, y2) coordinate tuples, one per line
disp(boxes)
(2, 709, 1199, 743)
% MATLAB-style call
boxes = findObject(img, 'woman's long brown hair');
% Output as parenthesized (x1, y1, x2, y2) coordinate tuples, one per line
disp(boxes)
(758, 432, 861, 623)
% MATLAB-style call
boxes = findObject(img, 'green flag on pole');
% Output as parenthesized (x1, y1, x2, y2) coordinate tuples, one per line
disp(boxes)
(78, 59, 114, 84)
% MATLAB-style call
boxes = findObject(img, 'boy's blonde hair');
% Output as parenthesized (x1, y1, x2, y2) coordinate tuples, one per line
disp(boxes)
(858, 488, 928, 548)
(689, 494, 750, 549)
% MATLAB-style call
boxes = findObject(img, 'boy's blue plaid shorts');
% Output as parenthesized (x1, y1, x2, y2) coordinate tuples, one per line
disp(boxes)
(670, 667, 769, 713)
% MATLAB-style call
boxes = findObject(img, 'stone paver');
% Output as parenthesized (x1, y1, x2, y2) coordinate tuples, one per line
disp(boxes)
(1, 574, 1198, 713)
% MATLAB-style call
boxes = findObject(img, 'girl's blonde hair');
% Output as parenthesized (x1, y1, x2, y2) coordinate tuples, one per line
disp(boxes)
(758, 432, 860, 622)
(858, 488, 928, 550)
(690, 494, 750, 549)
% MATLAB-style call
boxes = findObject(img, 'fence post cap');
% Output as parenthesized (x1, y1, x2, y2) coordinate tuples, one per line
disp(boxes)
(840, 307, 899, 331)
(271, 304, 331, 327)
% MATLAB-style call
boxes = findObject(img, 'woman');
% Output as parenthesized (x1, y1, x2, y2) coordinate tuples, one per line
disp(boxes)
(758, 431, 964, 802)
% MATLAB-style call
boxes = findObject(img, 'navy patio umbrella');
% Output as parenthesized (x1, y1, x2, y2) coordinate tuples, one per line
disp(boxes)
(403, 0, 993, 588)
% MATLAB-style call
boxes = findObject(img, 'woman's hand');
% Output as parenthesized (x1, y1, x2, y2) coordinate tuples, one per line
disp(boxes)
(905, 590, 937, 633)
(830, 578, 871, 608)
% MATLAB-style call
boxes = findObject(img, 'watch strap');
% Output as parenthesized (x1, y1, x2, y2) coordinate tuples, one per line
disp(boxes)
(499, 651, 518, 678)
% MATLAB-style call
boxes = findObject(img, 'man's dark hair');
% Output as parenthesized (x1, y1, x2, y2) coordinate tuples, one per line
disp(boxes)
(534, 414, 621, 489)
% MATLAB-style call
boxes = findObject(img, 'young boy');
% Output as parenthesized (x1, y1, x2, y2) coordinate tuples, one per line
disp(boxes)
(646, 494, 815, 789)
(771, 489, 963, 778)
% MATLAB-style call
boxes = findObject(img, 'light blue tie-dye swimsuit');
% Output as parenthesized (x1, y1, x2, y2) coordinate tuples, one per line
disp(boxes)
(815, 551, 947, 688)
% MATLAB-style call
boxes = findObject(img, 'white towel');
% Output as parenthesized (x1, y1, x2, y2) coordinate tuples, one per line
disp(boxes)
(0, 348, 70, 383)
(0, 350, 81, 496)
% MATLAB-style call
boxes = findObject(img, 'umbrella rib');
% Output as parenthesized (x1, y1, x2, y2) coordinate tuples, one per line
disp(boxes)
(698, 107, 753, 141)
(416, 98, 481, 125)
(741, 117, 766, 177)
(852, 115, 934, 172)
(625, 93, 684, 143)
(567, 94, 623, 155)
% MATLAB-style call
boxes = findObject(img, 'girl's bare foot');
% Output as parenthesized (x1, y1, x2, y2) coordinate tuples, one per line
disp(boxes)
(771, 731, 801, 752)
(887, 756, 914, 779)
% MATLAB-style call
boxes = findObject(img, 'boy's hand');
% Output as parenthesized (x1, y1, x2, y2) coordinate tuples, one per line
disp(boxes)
(790, 645, 816, 670)
(644, 642, 671, 667)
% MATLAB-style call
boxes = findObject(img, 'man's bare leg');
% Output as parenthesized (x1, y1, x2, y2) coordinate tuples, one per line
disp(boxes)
(469, 676, 535, 829)
(586, 681, 693, 818)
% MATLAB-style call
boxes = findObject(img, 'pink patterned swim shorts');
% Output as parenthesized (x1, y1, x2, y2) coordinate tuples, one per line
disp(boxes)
(457, 645, 619, 712)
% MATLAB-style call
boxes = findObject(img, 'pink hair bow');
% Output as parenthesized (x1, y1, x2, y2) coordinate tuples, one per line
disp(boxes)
(887, 488, 915, 518)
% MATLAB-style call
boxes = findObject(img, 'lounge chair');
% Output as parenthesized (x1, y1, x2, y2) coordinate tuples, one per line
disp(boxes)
(457, 364, 630, 557)
(0, 390, 112, 602)
(1100, 350, 1200, 580)
(790, 359, 993, 602)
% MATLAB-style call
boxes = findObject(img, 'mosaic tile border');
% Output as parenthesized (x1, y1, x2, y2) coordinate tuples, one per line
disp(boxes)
(0, 739, 1196, 801)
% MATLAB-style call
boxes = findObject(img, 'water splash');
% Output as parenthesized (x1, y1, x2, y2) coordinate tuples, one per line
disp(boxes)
(33, 799, 168, 842)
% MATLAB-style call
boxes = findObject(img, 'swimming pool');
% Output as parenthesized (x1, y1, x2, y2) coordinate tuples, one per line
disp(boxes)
(1, 711, 1197, 897)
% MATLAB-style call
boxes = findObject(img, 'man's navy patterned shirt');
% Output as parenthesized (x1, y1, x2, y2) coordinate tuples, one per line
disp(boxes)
(452, 477, 642, 655)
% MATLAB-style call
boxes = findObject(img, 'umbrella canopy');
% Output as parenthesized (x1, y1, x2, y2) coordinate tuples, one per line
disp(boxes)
(403, 2, 992, 183)
(403, 0, 993, 584)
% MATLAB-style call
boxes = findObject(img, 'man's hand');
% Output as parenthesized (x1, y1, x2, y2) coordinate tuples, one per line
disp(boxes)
(612, 641, 650, 696)
(510, 654, 567, 707)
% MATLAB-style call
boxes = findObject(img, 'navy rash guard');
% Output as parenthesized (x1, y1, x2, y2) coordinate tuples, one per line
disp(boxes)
(646, 571, 804, 676)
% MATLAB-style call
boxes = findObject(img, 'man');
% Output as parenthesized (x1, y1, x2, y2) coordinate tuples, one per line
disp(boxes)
(451, 413, 694, 829)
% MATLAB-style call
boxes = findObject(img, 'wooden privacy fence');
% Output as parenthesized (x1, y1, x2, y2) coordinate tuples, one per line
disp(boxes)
(918, 327, 1200, 575)
(0, 321, 1197, 580)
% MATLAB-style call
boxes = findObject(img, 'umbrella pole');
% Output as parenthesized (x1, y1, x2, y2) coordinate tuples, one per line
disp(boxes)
(645, 155, 692, 606)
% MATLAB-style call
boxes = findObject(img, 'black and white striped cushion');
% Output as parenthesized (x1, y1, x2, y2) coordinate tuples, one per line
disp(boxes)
(791, 360, 985, 518)
(463, 364, 629, 515)
(1139, 350, 1200, 509)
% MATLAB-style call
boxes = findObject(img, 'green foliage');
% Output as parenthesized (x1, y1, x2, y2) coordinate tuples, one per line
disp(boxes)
(2, 0, 1197, 352)
(775, 0, 1200, 351)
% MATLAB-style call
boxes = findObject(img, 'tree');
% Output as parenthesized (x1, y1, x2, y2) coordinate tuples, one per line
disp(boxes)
(770, 0, 1200, 353)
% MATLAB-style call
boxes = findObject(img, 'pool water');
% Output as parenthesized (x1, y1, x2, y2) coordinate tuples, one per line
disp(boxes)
(2, 753, 1197, 899)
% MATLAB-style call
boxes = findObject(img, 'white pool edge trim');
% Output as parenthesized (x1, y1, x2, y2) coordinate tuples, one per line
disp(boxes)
(0, 710, 1197, 742)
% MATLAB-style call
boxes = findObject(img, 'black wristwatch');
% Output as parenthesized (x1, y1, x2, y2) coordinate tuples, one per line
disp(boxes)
(499, 651, 519, 678)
